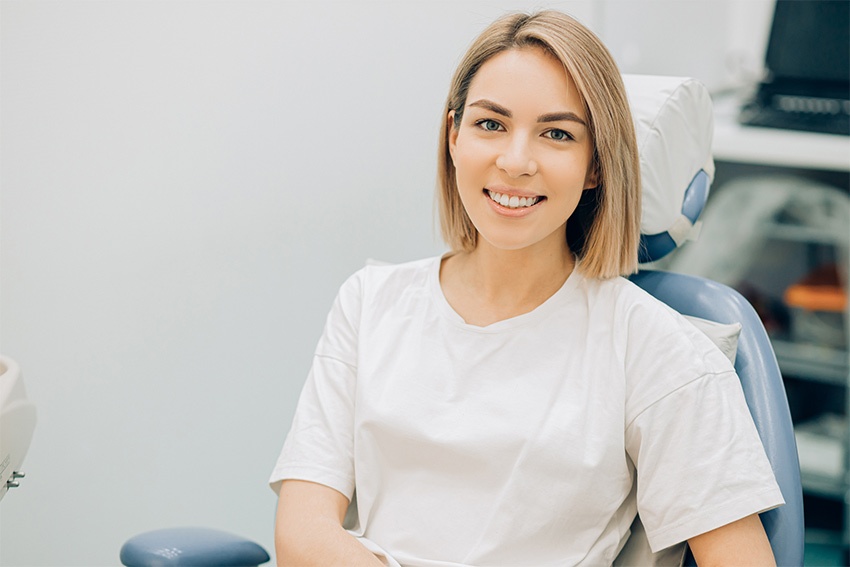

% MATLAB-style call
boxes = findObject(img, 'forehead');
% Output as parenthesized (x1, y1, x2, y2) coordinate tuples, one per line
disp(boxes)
(466, 47, 586, 116)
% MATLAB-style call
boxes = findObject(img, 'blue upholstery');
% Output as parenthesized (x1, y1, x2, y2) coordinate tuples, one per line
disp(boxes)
(630, 270, 805, 567)
(120, 527, 269, 567)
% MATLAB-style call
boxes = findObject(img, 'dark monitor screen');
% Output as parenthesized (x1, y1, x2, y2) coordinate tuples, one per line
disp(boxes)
(765, 0, 850, 85)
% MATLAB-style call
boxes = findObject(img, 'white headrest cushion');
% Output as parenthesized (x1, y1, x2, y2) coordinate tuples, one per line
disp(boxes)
(622, 75, 715, 235)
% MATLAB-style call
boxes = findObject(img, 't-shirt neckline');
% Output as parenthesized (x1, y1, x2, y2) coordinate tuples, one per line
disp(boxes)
(429, 254, 582, 333)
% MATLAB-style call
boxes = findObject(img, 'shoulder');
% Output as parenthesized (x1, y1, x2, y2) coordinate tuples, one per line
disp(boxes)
(342, 256, 436, 294)
(318, 256, 439, 351)
(575, 273, 681, 328)
(606, 279, 738, 420)
(608, 277, 733, 366)
(578, 273, 735, 384)
(360, 256, 436, 287)
(335, 256, 438, 313)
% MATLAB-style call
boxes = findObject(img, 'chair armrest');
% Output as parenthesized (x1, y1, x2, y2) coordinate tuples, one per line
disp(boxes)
(120, 527, 270, 566)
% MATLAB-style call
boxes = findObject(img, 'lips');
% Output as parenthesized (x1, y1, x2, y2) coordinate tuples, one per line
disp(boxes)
(485, 189, 544, 209)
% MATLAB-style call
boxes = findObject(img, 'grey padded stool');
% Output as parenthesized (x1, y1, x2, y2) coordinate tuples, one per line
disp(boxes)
(120, 527, 270, 566)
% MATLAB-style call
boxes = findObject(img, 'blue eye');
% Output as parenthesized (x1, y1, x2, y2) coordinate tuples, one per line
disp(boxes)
(476, 119, 503, 132)
(546, 129, 574, 142)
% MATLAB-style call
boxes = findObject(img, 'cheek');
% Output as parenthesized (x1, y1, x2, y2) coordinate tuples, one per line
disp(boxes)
(453, 154, 487, 213)
(554, 152, 594, 183)
(453, 138, 492, 178)
(454, 167, 480, 209)
(452, 147, 476, 186)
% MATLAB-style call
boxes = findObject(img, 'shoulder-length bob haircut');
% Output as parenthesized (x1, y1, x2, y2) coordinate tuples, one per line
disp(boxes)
(437, 10, 641, 279)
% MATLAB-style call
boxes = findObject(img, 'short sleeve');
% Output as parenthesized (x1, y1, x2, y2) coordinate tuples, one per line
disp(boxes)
(268, 271, 363, 499)
(625, 369, 785, 552)
(619, 296, 784, 552)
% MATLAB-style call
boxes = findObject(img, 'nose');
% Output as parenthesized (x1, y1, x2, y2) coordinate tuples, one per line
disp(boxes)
(496, 134, 538, 178)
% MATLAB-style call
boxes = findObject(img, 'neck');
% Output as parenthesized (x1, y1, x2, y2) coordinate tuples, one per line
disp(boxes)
(440, 237, 576, 327)
(466, 240, 575, 303)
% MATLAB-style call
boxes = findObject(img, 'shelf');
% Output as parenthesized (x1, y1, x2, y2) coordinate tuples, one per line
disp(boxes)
(713, 122, 850, 172)
(761, 222, 849, 246)
(712, 96, 850, 172)
(802, 470, 848, 500)
(773, 339, 849, 386)
(710, 100, 850, 537)
(805, 527, 848, 548)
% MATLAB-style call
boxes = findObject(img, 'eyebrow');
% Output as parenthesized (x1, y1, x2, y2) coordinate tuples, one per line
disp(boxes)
(468, 99, 587, 128)
(538, 111, 587, 128)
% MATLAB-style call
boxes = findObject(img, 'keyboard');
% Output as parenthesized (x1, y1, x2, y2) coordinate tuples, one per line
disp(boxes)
(739, 95, 850, 136)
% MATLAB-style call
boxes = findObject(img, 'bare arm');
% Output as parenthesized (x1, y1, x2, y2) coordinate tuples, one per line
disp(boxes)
(275, 479, 385, 567)
(687, 514, 775, 567)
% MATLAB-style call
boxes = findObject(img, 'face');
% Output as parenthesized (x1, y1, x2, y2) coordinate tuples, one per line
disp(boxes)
(448, 47, 597, 254)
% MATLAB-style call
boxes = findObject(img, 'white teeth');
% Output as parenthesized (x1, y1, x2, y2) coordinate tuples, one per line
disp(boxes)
(487, 190, 540, 209)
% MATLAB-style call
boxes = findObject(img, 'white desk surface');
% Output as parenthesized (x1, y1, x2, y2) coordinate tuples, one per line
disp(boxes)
(712, 96, 850, 172)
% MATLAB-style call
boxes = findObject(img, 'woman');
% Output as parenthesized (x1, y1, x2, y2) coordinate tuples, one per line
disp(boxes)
(271, 10, 783, 566)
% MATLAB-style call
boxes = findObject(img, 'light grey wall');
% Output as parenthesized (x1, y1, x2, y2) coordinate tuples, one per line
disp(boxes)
(601, 0, 774, 92)
(0, 1, 770, 565)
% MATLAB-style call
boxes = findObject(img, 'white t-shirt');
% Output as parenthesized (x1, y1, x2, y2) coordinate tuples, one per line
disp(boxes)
(270, 256, 784, 567)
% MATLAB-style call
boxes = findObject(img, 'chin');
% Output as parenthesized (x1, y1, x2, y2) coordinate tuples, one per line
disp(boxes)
(477, 234, 542, 252)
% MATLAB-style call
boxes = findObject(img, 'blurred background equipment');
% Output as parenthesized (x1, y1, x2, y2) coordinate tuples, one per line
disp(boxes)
(738, 0, 850, 136)
(0, 356, 36, 502)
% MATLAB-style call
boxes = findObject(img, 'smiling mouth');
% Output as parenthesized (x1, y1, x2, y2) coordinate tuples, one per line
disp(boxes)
(486, 190, 544, 209)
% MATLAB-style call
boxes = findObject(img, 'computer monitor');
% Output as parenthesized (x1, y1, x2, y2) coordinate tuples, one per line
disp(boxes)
(739, 0, 850, 134)
(764, 0, 849, 97)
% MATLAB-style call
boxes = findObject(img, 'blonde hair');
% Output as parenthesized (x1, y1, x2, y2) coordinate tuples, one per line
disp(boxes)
(437, 10, 641, 278)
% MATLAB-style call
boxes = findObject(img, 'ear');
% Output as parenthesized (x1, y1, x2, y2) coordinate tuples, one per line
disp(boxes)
(447, 110, 459, 163)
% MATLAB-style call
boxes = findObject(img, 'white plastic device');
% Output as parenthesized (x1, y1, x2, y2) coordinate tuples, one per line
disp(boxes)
(0, 355, 36, 501)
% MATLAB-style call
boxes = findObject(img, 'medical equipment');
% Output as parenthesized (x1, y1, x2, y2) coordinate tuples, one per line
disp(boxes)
(0, 355, 36, 502)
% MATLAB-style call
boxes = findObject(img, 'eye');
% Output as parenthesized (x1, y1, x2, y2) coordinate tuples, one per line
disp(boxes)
(545, 128, 575, 142)
(475, 119, 504, 132)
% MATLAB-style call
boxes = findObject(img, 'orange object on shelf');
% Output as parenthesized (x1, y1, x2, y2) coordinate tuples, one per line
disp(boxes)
(783, 264, 847, 312)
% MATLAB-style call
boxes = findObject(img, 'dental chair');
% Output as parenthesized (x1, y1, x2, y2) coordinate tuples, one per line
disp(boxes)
(0, 355, 36, 503)
(120, 75, 804, 567)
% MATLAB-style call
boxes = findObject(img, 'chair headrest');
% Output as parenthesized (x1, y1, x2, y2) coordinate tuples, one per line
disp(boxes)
(622, 75, 715, 262)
